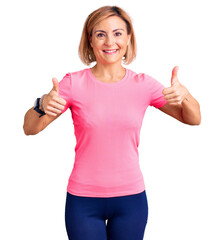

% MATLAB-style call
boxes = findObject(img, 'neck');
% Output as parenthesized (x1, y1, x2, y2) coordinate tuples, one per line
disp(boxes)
(91, 62, 126, 82)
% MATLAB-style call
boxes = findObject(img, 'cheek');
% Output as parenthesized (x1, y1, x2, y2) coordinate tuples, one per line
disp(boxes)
(117, 43, 128, 53)
(117, 38, 129, 48)
(91, 43, 104, 59)
(91, 40, 103, 51)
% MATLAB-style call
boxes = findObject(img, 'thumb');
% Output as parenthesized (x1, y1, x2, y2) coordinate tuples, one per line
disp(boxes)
(52, 77, 59, 93)
(171, 66, 179, 86)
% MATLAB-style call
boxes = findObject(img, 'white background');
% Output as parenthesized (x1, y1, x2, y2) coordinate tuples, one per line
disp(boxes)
(1, 0, 223, 239)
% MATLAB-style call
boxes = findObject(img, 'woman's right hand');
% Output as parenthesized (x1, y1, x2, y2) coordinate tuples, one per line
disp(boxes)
(42, 78, 67, 117)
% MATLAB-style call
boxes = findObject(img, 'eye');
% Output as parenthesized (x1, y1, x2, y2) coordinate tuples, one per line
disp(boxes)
(97, 33, 105, 38)
(115, 32, 122, 36)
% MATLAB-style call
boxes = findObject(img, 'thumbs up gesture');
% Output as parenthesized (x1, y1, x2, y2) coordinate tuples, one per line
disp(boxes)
(42, 77, 67, 117)
(162, 66, 189, 105)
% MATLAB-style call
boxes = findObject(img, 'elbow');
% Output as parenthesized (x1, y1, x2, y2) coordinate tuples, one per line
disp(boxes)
(23, 125, 39, 136)
(23, 127, 32, 136)
(23, 130, 33, 136)
(189, 121, 201, 126)
(196, 117, 202, 125)
(23, 124, 30, 136)
(193, 104, 201, 125)
(23, 109, 43, 135)
(184, 116, 201, 126)
(195, 118, 201, 126)
(183, 106, 201, 126)
(192, 111, 202, 126)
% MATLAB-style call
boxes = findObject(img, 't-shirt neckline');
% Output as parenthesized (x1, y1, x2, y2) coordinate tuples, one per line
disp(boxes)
(87, 68, 129, 86)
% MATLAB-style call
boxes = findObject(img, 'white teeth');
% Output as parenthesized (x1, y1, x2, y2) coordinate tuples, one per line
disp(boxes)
(104, 50, 117, 53)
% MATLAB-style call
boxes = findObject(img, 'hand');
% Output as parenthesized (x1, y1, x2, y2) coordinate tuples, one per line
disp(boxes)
(162, 66, 189, 105)
(42, 78, 66, 117)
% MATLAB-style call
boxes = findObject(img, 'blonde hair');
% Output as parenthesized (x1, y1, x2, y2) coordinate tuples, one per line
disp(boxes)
(78, 6, 137, 65)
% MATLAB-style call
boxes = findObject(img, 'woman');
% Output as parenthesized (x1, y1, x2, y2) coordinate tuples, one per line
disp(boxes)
(23, 5, 201, 240)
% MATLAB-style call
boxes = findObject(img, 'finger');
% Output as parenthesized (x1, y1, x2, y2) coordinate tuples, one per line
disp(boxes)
(48, 101, 65, 111)
(51, 94, 66, 105)
(163, 92, 178, 100)
(166, 97, 182, 104)
(45, 110, 57, 117)
(163, 86, 175, 95)
(52, 78, 59, 93)
(50, 94, 66, 106)
(169, 101, 182, 105)
(45, 106, 62, 115)
(56, 96, 66, 106)
(171, 66, 179, 86)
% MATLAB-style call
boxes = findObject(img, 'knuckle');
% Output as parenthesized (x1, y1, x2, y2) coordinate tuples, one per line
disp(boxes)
(59, 97, 66, 104)
(52, 95, 57, 101)
(45, 111, 51, 116)
(175, 93, 180, 98)
(49, 100, 54, 106)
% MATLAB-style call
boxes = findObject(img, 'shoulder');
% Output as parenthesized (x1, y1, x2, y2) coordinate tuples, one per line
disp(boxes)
(60, 68, 89, 86)
(127, 68, 159, 85)
(70, 68, 89, 79)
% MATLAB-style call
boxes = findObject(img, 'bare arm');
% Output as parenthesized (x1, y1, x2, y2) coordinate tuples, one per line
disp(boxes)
(23, 77, 66, 135)
(159, 66, 201, 125)
(23, 107, 61, 135)
(158, 93, 201, 125)
(181, 91, 201, 125)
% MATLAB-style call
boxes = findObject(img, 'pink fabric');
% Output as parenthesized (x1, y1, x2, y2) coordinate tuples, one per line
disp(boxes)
(59, 68, 167, 197)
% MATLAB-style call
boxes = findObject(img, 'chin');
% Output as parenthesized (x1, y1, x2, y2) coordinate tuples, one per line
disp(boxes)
(100, 54, 125, 65)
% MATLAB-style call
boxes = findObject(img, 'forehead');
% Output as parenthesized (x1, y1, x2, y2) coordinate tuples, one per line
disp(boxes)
(93, 16, 127, 31)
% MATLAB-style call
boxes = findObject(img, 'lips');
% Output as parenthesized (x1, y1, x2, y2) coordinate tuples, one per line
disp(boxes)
(103, 49, 119, 54)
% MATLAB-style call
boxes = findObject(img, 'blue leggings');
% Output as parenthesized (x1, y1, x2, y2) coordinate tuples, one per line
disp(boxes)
(65, 190, 148, 240)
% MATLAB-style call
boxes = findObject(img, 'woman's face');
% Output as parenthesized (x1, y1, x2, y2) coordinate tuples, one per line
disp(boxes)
(90, 16, 131, 65)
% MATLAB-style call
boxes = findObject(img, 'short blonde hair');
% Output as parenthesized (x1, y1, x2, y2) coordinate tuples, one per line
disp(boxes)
(78, 6, 137, 65)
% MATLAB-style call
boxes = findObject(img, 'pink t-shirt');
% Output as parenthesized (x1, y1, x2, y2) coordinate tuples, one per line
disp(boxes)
(59, 68, 167, 197)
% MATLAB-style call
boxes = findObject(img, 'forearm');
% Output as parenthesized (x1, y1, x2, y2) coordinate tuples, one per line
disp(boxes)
(23, 107, 49, 135)
(181, 91, 201, 125)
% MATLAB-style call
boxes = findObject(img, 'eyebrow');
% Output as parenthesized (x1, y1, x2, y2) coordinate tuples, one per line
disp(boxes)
(94, 28, 125, 34)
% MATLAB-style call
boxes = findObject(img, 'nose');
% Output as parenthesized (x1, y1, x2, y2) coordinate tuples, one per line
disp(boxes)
(104, 34, 115, 46)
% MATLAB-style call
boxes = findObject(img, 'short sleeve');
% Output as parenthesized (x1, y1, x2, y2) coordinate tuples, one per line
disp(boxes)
(148, 75, 167, 108)
(58, 73, 72, 113)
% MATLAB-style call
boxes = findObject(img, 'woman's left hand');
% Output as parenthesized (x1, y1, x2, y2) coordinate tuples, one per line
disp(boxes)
(162, 66, 189, 105)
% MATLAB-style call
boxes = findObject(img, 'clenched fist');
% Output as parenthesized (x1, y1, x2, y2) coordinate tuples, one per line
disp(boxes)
(163, 66, 189, 105)
(42, 78, 66, 117)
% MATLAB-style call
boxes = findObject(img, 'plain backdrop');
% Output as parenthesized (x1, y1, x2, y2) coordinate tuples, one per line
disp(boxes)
(1, 0, 223, 239)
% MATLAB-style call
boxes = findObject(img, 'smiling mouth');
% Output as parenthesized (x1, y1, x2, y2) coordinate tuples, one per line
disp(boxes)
(103, 49, 119, 54)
